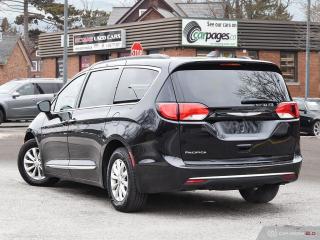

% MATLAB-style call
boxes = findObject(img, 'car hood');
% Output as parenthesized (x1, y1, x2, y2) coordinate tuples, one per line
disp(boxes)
(0, 93, 11, 99)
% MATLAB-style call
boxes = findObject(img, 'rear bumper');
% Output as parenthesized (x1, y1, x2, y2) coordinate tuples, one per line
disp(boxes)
(134, 155, 302, 193)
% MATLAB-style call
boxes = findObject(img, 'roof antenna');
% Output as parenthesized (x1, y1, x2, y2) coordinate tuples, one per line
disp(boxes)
(207, 50, 220, 57)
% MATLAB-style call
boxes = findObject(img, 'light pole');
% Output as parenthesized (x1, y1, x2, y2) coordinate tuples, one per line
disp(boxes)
(63, 0, 68, 84)
(305, 0, 311, 100)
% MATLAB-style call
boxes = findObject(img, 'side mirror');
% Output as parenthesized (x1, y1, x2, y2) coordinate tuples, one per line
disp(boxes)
(12, 91, 20, 99)
(37, 100, 51, 113)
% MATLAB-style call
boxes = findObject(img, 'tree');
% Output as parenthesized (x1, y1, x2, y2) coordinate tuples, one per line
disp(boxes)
(79, 0, 110, 28)
(1, 17, 10, 32)
(223, 0, 292, 20)
(302, 0, 320, 22)
(185, 0, 292, 20)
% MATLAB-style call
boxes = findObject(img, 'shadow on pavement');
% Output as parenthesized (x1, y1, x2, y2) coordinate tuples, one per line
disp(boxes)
(49, 180, 287, 217)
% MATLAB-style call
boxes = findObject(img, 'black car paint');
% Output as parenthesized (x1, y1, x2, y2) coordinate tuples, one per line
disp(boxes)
(24, 58, 302, 193)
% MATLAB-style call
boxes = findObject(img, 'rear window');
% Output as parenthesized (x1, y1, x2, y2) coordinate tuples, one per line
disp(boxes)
(172, 69, 290, 107)
(114, 68, 159, 103)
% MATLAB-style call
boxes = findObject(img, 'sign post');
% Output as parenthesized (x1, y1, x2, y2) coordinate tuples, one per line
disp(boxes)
(131, 42, 143, 56)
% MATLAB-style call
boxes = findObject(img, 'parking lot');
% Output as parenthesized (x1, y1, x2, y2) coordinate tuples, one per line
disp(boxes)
(0, 122, 319, 240)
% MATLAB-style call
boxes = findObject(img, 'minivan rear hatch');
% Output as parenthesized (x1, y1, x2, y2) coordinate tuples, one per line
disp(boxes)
(168, 61, 299, 165)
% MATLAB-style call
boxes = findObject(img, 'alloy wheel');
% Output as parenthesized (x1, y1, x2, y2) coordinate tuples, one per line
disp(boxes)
(110, 159, 128, 202)
(313, 121, 320, 137)
(23, 147, 45, 181)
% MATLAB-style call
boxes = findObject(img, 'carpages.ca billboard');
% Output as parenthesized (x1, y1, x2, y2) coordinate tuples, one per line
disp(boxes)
(182, 19, 238, 47)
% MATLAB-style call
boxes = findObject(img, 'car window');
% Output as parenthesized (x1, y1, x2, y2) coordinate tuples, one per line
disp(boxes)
(306, 101, 320, 111)
(54, 75, 86, 112)
(35, 83, 61, 94)
(295, 100, 306, 111)
(16, 83, 36, 96)
(172, 69, 290, 107)
(79, 69, 121, 108)
(114, 68, 159, 103)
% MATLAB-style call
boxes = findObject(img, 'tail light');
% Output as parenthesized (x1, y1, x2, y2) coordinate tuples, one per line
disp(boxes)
(276, 102, 300, 119)
(185, 178, 207, 185)
(156, 103, 209, 121)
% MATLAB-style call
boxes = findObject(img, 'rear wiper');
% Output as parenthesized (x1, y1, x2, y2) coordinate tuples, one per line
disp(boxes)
(241, 99, 278, 105)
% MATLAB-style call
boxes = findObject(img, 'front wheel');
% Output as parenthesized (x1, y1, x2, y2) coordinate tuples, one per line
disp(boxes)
(107, 147, 147, 212)
(239, 185, 279, 203)
(18, 139, 59, 186)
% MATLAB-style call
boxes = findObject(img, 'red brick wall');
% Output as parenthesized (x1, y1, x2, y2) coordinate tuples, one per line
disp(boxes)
(0, 44, 29, 84)
(160, 48, 196, 57)
(41, 58, 56, 78)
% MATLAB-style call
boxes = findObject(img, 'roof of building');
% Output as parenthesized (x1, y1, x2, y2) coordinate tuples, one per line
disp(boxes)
(177, 2, 225, 18)
(0, 33, 31, 66)
(113, 0, 225, 24)
(108, 7, 131, 25)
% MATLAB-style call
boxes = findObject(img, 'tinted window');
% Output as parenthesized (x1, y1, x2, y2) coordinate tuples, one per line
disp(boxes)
(114, 68, 159, 103)
(172, 70, 290, 107)
(54, 75, 86, 112)
(295, 100, 306, 111)
(35, 83, 62, 94)
(17, 83, 36, 95)
(79, 69, 121, 108)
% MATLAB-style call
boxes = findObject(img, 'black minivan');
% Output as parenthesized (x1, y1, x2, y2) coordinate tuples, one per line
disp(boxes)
(18, 55, 302, 212)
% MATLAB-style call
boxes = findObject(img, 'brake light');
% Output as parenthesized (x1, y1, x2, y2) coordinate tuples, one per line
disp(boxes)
(156, 103, 209, 121)
(276, 102, 300, 119)
(156, 103, 178, 120)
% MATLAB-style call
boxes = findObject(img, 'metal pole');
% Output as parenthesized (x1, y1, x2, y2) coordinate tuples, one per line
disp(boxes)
(63, 0, 68, 84)
(305, 0, 311, 100)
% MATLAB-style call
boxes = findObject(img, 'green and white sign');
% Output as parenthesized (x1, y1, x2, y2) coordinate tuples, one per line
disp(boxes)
(182, 19, 238, 47)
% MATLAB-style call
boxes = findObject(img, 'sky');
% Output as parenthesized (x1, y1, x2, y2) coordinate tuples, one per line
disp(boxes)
(0, 0, 308, 30)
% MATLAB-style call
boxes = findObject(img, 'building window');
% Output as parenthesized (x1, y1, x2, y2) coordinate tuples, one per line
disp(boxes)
(118, 51, 130, 58)
(31, 61, 38, 72)
(147, 49, 160, 55)
(248, 50, 259, 60)
(280, 52, 297, 83)
(80, 55, 91, 71)
(139, 9, 147, 16)
(56, 57, 64, 78)
(219, 50, 236, 58)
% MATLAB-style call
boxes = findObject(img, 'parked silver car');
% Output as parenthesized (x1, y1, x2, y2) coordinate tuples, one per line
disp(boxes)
(0, 79, 63, 124)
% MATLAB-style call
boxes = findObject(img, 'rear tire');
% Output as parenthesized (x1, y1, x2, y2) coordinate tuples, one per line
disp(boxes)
(18, 139, 59, 186)
(0, 110, 4, 125)
(239, 184, 279, 203)
(311, 120, 320, 137)
(107, 147, 147, 212)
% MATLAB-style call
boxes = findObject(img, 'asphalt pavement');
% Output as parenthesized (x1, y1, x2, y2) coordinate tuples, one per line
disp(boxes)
(0, 122, 319, 240)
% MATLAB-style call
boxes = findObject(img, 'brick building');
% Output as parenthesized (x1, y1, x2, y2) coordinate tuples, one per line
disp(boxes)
(0, 33, 32, 84)
(38, 0, 320, 97)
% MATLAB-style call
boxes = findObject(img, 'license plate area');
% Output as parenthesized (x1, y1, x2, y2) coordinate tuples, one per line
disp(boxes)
(216, 120, 262, 134)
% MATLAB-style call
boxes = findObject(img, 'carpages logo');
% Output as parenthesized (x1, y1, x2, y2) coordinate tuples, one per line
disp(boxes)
(183, 21, 230, 43)
(182, 19, 238, 47)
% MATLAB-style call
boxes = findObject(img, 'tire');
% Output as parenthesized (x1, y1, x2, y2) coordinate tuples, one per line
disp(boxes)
(239, 184, 279, 203)
(0, 110, 4, 125)
(107, 147, 147, 212)
(18, 139, 59, 186)
(311, 120, 320, 137)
